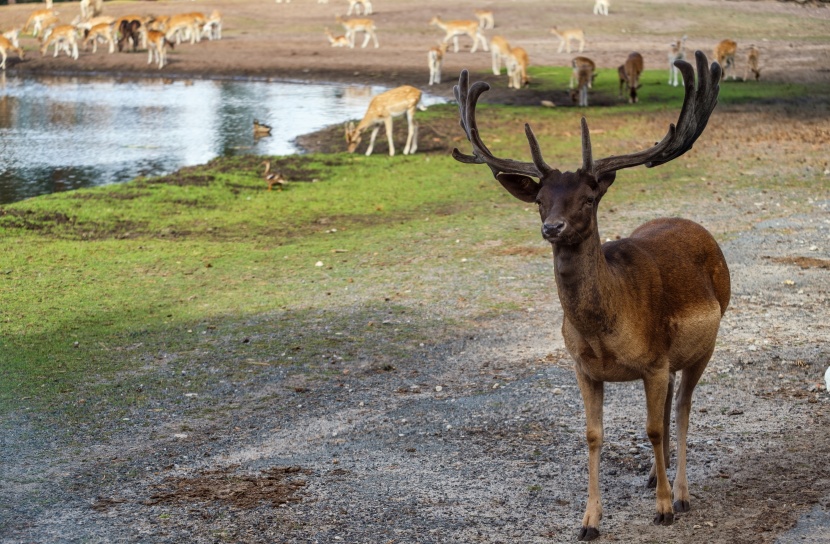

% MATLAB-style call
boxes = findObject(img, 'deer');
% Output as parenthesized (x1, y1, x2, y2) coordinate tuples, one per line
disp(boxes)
(428, 42, 449, 85)
(24, 8, 58, 38)
(0, 35, 24, 70)
(40, 25, 79, 60)
(551, 26, 585, 54)
(429, 16, 489, 54)
(570, 56, 596, 89)
(82, 22, 116, 54)
(506, 46, 530, 89)
(474, 9, 495, 29)
(346, 0, 373, 16)
(593, 0, 609, 16)
(344, 85, 424, 156)
(325, 27, 350, 47)
(146, 30, 174, 69)
(489, 35, 511, 75)
(668, 35, 687, 86)
(714, 39, 737, 81)
(201, 10, 223, 41)
(451, 50, 729, 541)
(744, 44, 760, 81)
(619, 51, 644, 103)
(336, 16, 379, 49)
(570, 58, 595, 106)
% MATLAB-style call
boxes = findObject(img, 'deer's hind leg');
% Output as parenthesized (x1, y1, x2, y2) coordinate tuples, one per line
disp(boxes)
(672, 353, 711, 512)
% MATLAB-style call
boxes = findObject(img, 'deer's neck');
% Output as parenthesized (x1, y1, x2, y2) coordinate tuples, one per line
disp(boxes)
(552, 230, 615, 334)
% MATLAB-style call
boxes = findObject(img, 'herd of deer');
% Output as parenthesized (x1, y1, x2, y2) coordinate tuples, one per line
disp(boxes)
(340, 0, 761, 161)
(0, 1, 222, 70)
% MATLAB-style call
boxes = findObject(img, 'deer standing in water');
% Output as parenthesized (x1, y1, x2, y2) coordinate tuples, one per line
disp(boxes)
(452, 51, 729, 541)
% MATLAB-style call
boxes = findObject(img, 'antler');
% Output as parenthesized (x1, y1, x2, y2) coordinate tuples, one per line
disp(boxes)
(584, 50, 721, 177)
(452, 69, 553, 179)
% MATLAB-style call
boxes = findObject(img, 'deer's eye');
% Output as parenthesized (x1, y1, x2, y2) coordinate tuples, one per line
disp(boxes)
(585, 196, 596, 206)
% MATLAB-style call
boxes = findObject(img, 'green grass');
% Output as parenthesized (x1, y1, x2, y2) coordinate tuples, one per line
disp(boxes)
(1, 74, 828, 418)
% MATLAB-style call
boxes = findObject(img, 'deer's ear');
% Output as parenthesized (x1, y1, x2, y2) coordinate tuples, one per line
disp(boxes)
(495, 173, 541, 203)
(597, 171, 616, 196)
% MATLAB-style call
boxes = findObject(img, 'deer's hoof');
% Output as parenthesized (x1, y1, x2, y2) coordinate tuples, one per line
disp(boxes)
(577, 526, 600, 541)
(673, 499, 690, 513)
(653, 511, 675, 526)
(646, 474, 657, 488)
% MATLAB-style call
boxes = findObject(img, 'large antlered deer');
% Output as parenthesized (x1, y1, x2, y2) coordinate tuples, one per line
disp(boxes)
(452, 51, 730, 541)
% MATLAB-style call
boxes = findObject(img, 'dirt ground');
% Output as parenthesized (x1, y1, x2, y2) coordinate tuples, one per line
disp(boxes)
(2, 0, 830, 542)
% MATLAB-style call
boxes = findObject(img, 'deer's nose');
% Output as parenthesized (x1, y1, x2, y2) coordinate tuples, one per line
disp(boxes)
(542, 221, 565, 239)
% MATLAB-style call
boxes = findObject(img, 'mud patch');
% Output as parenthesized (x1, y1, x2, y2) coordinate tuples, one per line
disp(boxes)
(765, 255, 830, 269)
(143, 466, 310, 509)
(0, 208, 73, 231)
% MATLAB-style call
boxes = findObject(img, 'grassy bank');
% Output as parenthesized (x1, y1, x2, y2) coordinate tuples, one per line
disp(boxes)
(1, 73, 827, 421)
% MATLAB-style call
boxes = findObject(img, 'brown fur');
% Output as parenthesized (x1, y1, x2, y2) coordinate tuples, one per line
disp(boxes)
(452, 52, 727, 540)
(618, 52, 644, 103)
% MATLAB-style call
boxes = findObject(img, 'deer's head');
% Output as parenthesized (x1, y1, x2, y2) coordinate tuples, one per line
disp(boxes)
(453, 51, 721, 246)
(344, 122, 361, 153)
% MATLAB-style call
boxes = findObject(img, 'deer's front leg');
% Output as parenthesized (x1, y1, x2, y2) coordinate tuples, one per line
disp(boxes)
(575, 370, 604, 542)
(643, 370, 674, 526)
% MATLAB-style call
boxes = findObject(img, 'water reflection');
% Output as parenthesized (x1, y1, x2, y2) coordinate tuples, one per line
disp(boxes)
(0, 74, 443, 205)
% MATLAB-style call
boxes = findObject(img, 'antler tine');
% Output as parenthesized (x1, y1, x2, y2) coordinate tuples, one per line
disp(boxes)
(452, 70, 546, 179)
(591, 51, 720, 177)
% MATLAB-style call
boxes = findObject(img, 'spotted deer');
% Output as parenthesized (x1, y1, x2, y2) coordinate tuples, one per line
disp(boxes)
(429, 16, 489, 53)
(452, 51, 728, 541)
(344, 85, 425, 156)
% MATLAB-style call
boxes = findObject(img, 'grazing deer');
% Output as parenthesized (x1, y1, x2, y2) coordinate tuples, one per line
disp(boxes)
(344, 85, 424, 156)
(429, 16, 489, 53)
(713, 39, 737, 81)
(0, 35, 24, 70)
(570, 61, 594, 106)
(668, 35, 687, 86)
(428, 42, 448, 85)
(452, 51, 728, 542)
(474, 9, 495, 29)
(744, 44, 760, 81)
(619, 51, 644, 103)
(506, 46, 530, 89)
(593, 0, 609, 16)
(82, 23, 116, 54)
(346, 0, 373, 16)
(551, 26, 585, 54)
(325, 27, 350, 47)
(570, 57, 595, 106)
(40, 25, 79, 60)
(146, 30, 173, 69)
(489, 35, 511, 75)
(24, 9, 58, 38)
(336, 16, 379, 49)
(570, 56, 596, 89)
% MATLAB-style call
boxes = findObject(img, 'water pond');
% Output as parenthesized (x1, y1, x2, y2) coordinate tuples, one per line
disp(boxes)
(0, 74, 442, 205)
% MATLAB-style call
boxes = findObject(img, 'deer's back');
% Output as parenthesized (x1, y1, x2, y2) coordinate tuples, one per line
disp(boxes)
(623, 217, 730, 315)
